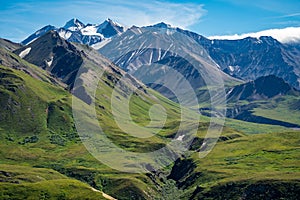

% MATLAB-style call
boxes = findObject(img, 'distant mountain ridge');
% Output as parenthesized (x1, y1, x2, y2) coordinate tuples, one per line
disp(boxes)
(99, 25, 240, 105)
(20, 19, 300, 90)
(223, 75, 300, 128)
(21, 18, 126, 47)
(196, 36, 300, 90)
(227, 75, 298, 102)
(152, 26, 300, 90)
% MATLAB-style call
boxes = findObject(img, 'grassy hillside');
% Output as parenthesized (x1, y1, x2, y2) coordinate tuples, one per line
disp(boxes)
(0, 165, 106, 200)
(169, 131, 300, 199)
(0, 65, 68, 135)
(0, 42, 299, 199)
(253, 96, 300, 126)
(0, 61, 183, 199)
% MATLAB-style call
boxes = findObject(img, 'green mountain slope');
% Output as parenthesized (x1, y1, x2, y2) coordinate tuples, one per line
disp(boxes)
(224, 75, 300, 128)
(0, 37, 188, 198)
(168, 131, 300, 199)
(0, 64, 160, 199)
(1, 61, 299, 199)
(0, 65, 68, 135)
(0, 34, 299, 199)
(0, 164, 107, 200)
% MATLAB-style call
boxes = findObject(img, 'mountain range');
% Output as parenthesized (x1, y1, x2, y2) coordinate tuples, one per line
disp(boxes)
(0, 18, 300, 199)
(21, 18, 125, 47)
(22, 18, 300, 90)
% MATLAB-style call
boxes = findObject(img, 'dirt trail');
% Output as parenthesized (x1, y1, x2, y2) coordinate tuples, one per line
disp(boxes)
(91, 187, 117, 200)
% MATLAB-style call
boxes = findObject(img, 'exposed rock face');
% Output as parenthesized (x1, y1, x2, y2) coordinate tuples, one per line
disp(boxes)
(15, 31, 83, 86)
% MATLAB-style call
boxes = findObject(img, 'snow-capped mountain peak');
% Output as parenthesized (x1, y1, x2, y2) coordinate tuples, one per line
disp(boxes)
(21, 18, 126, 47)
(96, 18, 125, 38)
(63, 18, 85, 31)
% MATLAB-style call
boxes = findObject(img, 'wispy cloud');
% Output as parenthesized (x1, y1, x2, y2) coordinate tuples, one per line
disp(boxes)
(273, 12, 300, 19)
(209, 27, 300, 43)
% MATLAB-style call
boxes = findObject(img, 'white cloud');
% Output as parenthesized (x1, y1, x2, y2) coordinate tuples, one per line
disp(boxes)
(208, 27, 300, 43)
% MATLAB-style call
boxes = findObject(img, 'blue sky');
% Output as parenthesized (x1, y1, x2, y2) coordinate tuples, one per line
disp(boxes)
(1, 0, 300, 42)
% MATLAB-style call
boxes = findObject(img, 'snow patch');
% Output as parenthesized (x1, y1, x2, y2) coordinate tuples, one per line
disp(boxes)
(228, 65, 240, 72)
(26, 38, 37, 45)
(158, 48, 162, 60)
(214, 62, 221, 69)
(46, 56, 53, 67)
(149, 51, 153, 64)
(67, 27, 78, 31)
(127, 51, 136, 63)
(166, 29, 174, 36)
(81, 26, 104, 37)
(227, 88, 234, 96)
(110, 20, 124, 28)
(58, 30, 72, 40)
(91, 38, 111, 50)
(19, 47, 31, 58)
(176, 135, 184, 141)
(132, 28, 142, 34)
(255, 39, 262, 44)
